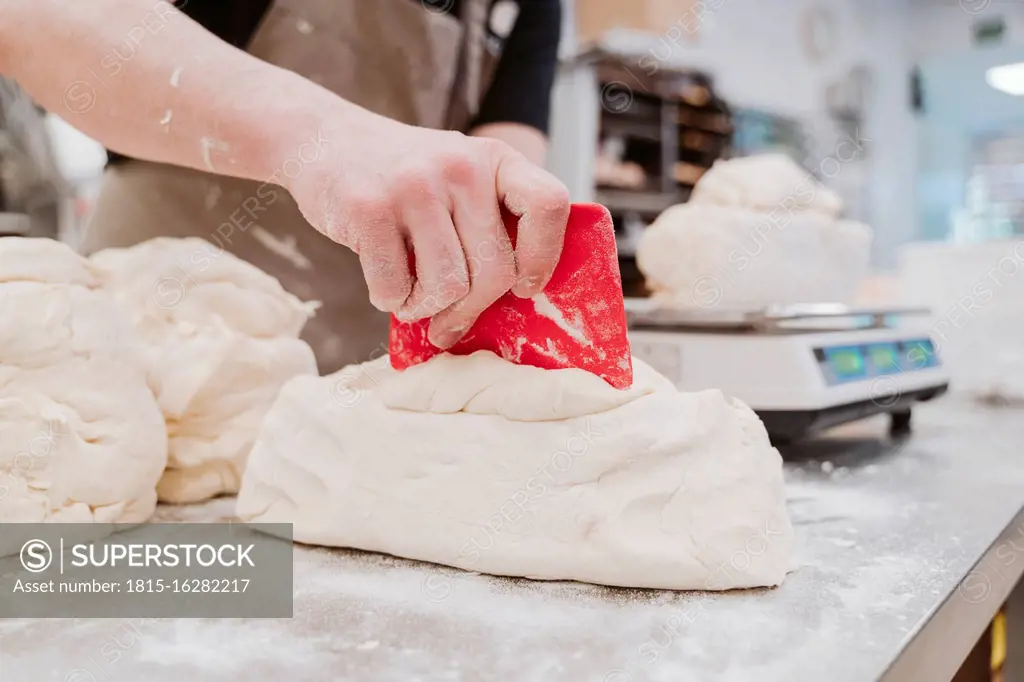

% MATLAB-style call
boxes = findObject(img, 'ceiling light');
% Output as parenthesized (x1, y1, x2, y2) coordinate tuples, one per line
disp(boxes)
(986, 62, 1024, 96)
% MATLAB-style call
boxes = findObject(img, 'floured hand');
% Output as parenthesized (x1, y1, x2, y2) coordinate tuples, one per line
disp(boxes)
(286, 109, 570, 349)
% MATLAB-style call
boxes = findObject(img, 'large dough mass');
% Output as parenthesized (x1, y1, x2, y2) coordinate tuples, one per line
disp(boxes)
(237, 352, 794, 590)
(637, 153, 872, 309)
(91, 238, 318, 503)
(0, 238, 167, 522)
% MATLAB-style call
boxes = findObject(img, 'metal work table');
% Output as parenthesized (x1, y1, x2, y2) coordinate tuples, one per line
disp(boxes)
(2, 397, 1022, 682)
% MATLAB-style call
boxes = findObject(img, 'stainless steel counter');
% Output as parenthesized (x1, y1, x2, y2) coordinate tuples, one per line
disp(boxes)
(2, 397, 1022, 682)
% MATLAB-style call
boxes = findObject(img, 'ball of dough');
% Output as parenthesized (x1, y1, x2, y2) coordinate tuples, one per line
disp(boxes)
(636, 203, 872, 309)
(0, 238, 167, 523)
(689, 153, 843, 218)
(237, 352, 795, 590)
(91, 238, 318, 504)
(637, 153, 872, 309)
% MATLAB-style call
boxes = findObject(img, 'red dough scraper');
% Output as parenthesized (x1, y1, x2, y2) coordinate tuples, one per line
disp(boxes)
(388, 203, 634, 389)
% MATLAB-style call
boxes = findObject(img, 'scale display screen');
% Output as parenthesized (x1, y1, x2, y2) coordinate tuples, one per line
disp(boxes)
(868, 344, 900, 372)
(815, 338, 939, 386)
(825, 346, 865, 380)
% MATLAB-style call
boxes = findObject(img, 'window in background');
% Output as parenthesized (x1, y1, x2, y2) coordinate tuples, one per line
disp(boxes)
(916, 44, 1024, 244)
(952, 131, 1024, 243)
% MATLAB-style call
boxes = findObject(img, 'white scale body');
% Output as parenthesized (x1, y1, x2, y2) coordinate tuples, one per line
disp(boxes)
(625, 301, 950, 441)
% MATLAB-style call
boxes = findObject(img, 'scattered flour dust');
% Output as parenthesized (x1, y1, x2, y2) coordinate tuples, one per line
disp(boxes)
(532, 338, 568, 363)
(530, 293, 591, 346)
(784, 477, 895, 525)
(251, 225, 314, 270)
(133, 620, 334, 673)
(199, 137, 230, 172)
(170, 66, 184, 87)
(829, 555, 922, 616)
(204, 185, 222, 210)
(513, 337, 527, 361)
(291, 548, 618, 631)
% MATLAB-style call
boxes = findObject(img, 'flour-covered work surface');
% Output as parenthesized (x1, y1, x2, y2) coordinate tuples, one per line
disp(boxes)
(3, 399, 1022, 682)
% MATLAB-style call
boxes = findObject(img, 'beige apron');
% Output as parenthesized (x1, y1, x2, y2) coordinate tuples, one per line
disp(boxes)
(81, 0, 497, 374)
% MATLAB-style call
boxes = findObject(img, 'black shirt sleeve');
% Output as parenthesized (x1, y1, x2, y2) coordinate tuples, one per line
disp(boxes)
(470, 0, 561, 136)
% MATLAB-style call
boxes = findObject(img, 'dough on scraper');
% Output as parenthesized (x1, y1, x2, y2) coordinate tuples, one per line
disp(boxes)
(0, 238, 167, 523)
(91, 237, 318, 504)
(237, 352, 794, 590)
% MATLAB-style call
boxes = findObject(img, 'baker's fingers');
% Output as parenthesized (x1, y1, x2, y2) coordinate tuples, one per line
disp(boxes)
(494, 152, 570, 298)
(328, 184, 412, 312)
(393, 183, 469, 324)
(358, 228, 412, 312)
(428, 160, 515, 349)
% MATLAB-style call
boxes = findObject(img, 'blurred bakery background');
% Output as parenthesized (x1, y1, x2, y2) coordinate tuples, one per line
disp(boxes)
(542, 0, 1023, 292)
(3, 0, 1023, 396)
(5, 0, 1021, 260)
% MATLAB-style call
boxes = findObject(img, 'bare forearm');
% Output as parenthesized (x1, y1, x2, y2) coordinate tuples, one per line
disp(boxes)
(0, 0, 345, 182)
(0, 0, 572, 348)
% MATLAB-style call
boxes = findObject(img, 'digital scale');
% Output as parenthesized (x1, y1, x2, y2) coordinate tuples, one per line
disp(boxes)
(625, 299, 950, 443)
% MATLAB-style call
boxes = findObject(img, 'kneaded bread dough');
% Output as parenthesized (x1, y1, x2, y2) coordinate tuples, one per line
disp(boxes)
(237, 351, 795, 590)
(637, 154, 872, 309)
(0, 238, 167, 522)
(638, 203, 872, 309)
(689, 153, 844, 218)
(91, 238, 318, 504)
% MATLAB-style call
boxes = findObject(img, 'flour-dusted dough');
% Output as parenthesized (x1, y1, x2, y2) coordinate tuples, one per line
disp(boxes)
(638, 204, 872, 309)
(637, 154, 872, 309)
(0, 238, 167, 522)
(91, 238, 318, 504)
(237, 352, 795, 590)
(689, 153, 843, 218)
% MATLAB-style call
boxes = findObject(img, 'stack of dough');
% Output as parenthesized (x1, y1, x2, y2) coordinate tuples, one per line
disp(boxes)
(637, 153, 872, 309)
(0, 238, 167, 522)
(237, 351, 795, 590)
(91, 238, 318, 504)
